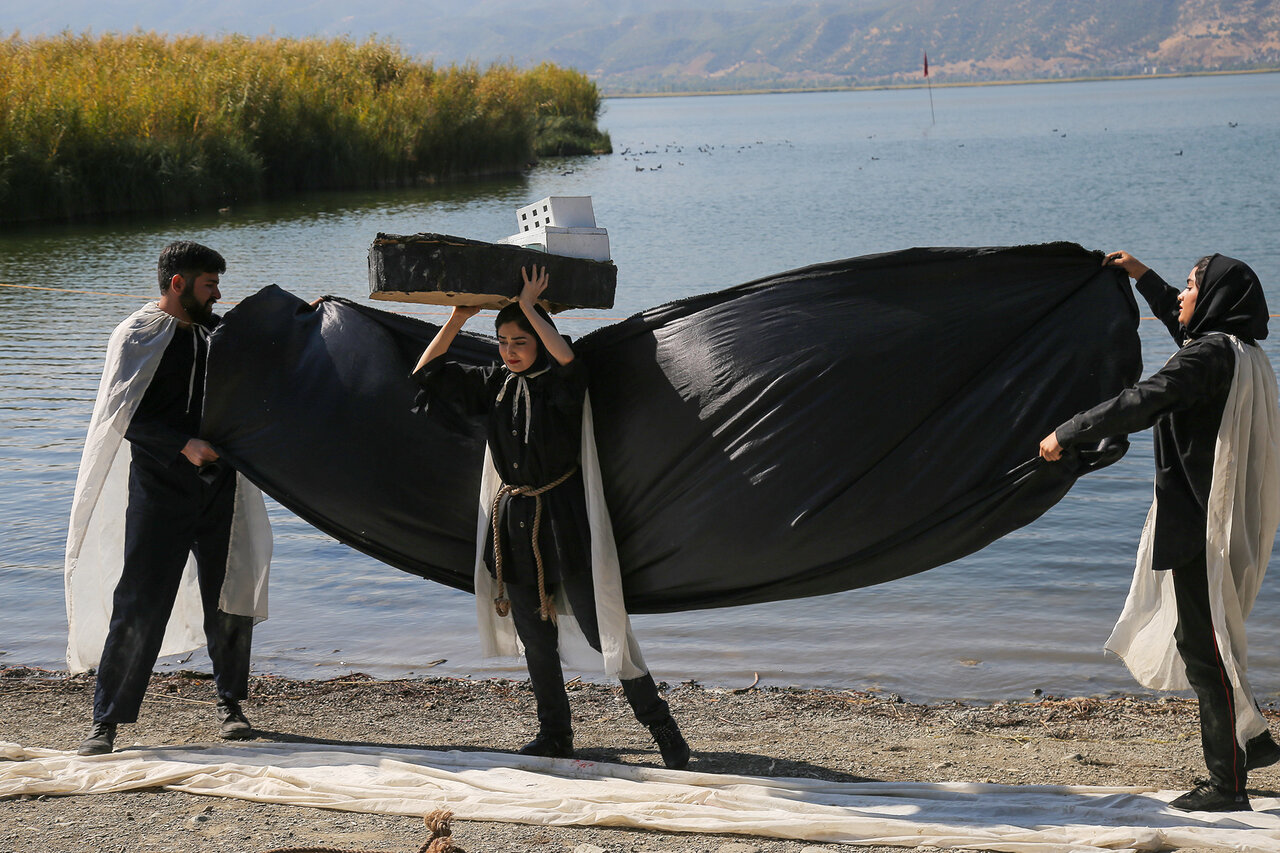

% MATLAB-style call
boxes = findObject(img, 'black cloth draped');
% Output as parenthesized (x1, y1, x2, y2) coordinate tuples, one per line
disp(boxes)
(202, 242, 1142, 612)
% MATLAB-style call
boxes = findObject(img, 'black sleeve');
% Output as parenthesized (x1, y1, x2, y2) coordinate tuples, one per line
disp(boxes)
(411, 357, 494, 418)
(546, 355, 588, 411)
(1055, 338, 1233, 446)
(1135, 269, 1183, 344)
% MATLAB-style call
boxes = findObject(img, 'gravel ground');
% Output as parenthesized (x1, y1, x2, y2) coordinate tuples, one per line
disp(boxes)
(2, 666, 1278, 853)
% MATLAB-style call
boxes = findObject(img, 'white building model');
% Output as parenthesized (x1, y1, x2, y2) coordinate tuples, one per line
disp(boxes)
(498, 195, 611, 262)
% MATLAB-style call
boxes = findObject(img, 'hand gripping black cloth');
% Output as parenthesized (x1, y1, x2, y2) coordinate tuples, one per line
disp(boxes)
(202, 242, 1141, 612)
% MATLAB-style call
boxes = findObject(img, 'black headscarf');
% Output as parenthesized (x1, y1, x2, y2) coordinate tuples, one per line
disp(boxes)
(1186, 254, 1269, 342)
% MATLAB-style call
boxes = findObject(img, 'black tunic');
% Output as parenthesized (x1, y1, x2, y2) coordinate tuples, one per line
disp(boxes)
(413, 354, 591, 586)
(125, 320, 215, 467)
(1055, 264, 1266, 570)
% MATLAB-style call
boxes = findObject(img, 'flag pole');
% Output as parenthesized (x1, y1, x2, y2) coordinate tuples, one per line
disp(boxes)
(924, 51, 935, 125)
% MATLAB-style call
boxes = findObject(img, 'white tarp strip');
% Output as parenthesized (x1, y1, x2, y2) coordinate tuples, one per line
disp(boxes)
(3, 741, 1277, 852)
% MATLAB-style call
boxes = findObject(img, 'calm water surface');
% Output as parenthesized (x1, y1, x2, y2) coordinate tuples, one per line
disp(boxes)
(3, 74, 1279, 702)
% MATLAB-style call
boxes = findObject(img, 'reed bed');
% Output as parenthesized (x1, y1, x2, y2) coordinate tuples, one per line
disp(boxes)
(0, 33, 611, 223)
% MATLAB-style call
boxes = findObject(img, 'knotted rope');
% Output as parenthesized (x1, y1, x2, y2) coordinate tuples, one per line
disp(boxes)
(490, 466, 579, 622)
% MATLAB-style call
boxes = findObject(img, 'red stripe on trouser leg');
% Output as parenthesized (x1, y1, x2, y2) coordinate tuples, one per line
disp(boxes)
(1171, 553, 1248, 794)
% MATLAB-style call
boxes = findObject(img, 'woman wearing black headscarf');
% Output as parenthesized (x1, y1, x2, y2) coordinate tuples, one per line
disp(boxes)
(1040, 251, 1280, 812)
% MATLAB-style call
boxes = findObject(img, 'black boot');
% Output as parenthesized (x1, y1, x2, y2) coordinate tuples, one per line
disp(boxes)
(77, 721, 117, 756)
(519, 731, 574, 759)
(1246, 730, 1280, 772)
(648, 717, 690, 770)
(217, 699, 252, 740)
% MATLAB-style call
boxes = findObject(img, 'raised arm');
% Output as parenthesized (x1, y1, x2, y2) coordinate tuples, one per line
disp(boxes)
(413, 304, 481, 373)
(519, 265, 575, 366)
(1106, 250, 1182, 342)
(1104, 251, 1149, 282)
(1040, 337, 1233, 461)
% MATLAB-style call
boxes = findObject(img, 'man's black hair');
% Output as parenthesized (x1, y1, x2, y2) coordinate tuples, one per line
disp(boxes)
(157, 241, 226, 293)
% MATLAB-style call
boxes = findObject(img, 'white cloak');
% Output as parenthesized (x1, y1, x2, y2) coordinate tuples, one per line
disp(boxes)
(1106, 334, 1280, 745)
(473, 391, 648, 680)
(64, 302, 272, 674)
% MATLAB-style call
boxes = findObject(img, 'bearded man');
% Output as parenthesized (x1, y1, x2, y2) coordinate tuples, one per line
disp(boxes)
(65, 241, 271, 755)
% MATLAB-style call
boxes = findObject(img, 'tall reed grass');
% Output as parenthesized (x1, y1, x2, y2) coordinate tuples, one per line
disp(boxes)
(0, 33, 611, 223)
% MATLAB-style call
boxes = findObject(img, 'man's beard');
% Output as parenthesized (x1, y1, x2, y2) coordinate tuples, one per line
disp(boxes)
(180, 287, 215, 326)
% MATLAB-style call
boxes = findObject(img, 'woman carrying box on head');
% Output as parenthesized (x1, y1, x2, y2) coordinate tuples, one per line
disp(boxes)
(411, 265, 690, 768)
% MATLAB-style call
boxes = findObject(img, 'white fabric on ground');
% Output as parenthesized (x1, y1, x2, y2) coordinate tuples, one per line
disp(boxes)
(2, 740, 1278, 852)
(64, 302, 272, 673)
(474, 391, 647, 680)
(1106, 335, 1280, 745)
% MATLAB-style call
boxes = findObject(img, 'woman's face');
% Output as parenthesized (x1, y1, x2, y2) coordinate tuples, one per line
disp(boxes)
(1178, 266, 1200, 326)
(497, 321, 539, 373)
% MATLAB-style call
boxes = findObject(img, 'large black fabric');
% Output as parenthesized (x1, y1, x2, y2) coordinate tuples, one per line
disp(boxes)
(203, 242, 1141, 612)
(1056, 259, 1270, 569)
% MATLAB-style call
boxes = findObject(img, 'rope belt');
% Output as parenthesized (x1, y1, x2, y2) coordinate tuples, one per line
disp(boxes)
(490, 465, 579, 622)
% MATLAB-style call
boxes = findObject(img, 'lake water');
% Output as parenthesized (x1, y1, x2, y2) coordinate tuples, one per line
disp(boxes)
(3, 73, 1279, 703)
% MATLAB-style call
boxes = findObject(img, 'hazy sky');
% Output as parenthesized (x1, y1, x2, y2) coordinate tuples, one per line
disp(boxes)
(0, 0, 800, 37)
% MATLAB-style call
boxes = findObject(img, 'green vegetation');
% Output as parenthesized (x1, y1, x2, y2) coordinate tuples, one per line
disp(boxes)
(0, 34, 611, 224)
(525, 63, 612, 157)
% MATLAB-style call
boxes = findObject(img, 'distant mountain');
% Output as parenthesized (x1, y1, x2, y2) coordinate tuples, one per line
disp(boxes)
(6, 0, 1278, 93)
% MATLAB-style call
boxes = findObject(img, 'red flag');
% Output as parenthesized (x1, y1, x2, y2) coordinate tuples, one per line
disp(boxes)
(923, 52, 929, 77)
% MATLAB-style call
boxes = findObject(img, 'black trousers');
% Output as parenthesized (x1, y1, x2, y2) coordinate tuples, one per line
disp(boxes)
(505, 575, 670, 737)
(1171, 552, 1248, 793)
(93, 455, 253, 724)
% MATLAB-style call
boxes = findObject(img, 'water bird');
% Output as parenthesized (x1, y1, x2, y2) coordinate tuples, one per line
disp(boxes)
(1228, 121, 1239, 128)
(1175, 150, 1183, 156)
